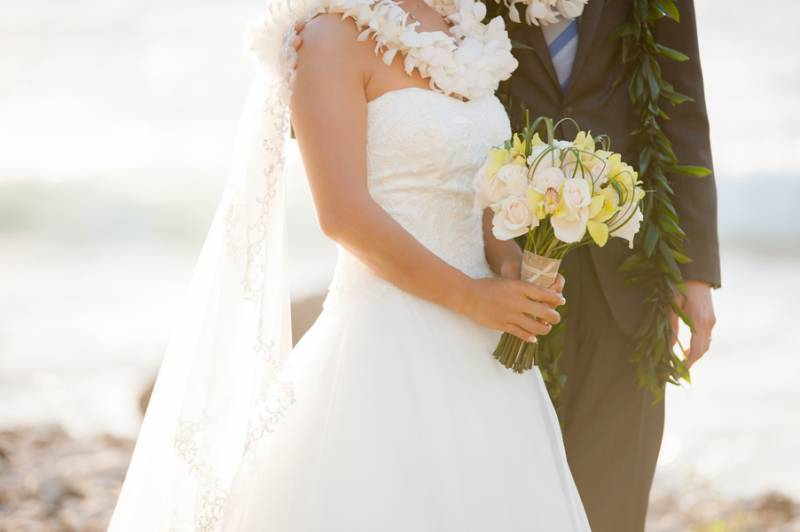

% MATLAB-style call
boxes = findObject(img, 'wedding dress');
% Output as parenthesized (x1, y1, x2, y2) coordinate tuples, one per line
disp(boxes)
(109, 0, 590, 530)
(221, 86, 590, 531)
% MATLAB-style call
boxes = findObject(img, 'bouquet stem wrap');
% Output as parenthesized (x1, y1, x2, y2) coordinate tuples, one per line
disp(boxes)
(521, 250, 561, 287)
(493, 247, 561, 373)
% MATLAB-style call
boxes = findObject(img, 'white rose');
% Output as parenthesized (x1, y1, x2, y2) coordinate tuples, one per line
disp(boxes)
(496, 163, 529, 197)
(472, 163, 527, 210)
(551, 207, 589, 243)
(531, 166, 566, 194)
(611, 206, 644, 249)
(473, 165, 498, 210)
(561, 178, 592, 213)
(527, 144, 561, 170)
(492, 196, 534, 240)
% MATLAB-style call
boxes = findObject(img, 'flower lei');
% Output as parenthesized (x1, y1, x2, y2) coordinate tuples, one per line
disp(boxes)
(499, 0, 588, 26)
(246, 0, 519, 102)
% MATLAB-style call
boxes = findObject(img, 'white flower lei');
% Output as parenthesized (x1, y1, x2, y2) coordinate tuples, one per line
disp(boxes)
(500, 0, 588, 26)
(246, 0, 519, 102)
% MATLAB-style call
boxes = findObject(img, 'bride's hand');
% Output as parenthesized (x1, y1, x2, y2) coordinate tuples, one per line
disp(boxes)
(463, 277, 565, 342)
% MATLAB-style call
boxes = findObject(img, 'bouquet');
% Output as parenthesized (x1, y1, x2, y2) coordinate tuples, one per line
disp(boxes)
(474, 117, 646, 373)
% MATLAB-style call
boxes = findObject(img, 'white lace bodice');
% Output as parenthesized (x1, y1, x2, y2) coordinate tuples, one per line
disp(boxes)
(330, 87, 512, 299)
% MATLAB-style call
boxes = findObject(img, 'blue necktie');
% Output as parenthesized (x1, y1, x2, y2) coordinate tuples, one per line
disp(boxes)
(542, 19, 579, 92)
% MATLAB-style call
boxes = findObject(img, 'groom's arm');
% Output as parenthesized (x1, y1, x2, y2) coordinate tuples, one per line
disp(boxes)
(655, 0, 719, 366)
(654, 0, 720, 288)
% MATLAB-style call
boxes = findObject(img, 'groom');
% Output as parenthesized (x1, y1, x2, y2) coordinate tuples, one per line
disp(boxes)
(508, 1, 719, 531)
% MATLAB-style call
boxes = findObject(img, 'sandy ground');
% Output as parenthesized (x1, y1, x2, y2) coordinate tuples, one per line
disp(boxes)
(0, 424, 798, 532)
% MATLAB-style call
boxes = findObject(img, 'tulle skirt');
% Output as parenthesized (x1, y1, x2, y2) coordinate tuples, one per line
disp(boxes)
(222, 253, 590, 531)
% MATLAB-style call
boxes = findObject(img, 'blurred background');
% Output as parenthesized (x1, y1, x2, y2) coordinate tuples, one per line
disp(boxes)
(1, 0, 798, 530)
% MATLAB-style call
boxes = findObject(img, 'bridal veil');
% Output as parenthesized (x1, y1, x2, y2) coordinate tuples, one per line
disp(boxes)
(108, 2, 310, 529)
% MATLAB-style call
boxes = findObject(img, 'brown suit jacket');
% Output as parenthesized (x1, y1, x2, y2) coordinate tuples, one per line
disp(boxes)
(508, 0, 721, 336)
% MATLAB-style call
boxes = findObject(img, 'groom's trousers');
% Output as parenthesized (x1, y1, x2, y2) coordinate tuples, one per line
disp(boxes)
(557, 247, 665, 532)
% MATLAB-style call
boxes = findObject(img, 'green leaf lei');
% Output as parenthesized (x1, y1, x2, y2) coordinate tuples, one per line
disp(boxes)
(616, 0, 710, 400)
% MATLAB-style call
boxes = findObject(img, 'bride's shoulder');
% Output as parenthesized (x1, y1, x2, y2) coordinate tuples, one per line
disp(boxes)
(291, 13, 377, 96)
(297, 14, 372, 64)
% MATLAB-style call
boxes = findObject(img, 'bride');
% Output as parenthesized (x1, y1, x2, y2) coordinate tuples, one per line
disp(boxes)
(109, 0, 591, 529)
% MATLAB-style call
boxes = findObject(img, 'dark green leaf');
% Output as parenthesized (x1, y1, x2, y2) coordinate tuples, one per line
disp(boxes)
(658, 241, 680, 274)
(663, 90, 693, 105)
(619, 252, 644, 272)
(654, 0, 680, 22)
(671, 249, 692, 264)
(643, 225, 660, 257)
(510, 39, 535, 52)
(655, 43, 689, 62)
(667, 164, 712, 177)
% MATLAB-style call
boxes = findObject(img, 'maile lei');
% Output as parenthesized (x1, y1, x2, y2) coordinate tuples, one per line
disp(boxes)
(489, 0, 710, 402)
(615, 0, 711, 400)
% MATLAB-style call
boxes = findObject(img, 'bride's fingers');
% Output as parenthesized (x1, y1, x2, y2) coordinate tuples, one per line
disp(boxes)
(520, 300, 560, 325)
(516, 281, 564, 307)
(510, 314, 551, 337)
(505, 324, 538, 344)
(550, 274, 565, 295)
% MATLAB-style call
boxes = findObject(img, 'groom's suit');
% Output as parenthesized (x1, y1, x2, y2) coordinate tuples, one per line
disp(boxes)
(508, 1, 720, 530)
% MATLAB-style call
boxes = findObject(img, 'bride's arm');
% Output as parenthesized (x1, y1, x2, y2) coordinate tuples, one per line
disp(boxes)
(290, 16, 562, 341)
(482, 209, 523, 278)
(482, 211, 565, 296)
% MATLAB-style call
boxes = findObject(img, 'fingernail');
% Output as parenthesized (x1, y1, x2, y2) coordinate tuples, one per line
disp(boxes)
(559, 297, 566, 305)
(529, 335, 537, 343)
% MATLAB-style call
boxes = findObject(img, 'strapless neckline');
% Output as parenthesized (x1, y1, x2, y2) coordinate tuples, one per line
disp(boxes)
(367, 86, 489, 109)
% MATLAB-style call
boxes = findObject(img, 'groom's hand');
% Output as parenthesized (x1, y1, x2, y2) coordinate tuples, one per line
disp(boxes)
(671, 281, 716, 369)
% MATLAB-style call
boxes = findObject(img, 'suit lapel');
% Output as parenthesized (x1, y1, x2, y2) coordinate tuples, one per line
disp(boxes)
(523, 23, 559, 90)
(522, 0, 606, 96)
(567, 0, 605, 92)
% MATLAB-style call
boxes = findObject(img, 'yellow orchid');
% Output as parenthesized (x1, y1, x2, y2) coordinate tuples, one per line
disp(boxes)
(562, 130, 597, 177)
(543, 187, 560, 216)
(608, 158, 643, 204)
(509, 133, 526, 160)
(605, 152, 624, 178)
(587, 220, 609, 247)
(487, 135, 528, 176)
(573, 130, 595, 153)
(526, 188, 548, 220)
(486, 147, 511, 176)
(589, 187, 619, 223)
(585, 187, 618, 247)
